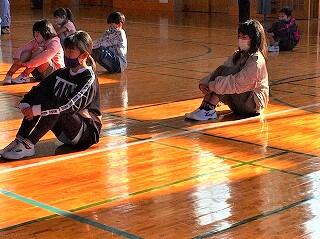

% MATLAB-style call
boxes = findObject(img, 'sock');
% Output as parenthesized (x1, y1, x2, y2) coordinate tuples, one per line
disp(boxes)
(16, 135, 24, 142)
(22, 139, 34, 149)
(199, 101, 214, 111)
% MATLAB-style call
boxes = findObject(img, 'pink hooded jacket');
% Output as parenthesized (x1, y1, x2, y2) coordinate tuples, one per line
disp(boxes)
(13, 36, 65, 69)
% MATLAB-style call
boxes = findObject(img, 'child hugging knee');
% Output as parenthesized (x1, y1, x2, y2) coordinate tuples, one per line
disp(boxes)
(185, 19, 269, 121)
(2, 20, 64, 85)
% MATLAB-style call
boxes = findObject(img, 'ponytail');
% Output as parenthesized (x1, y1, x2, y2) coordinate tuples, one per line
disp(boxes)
(54, 7, 74, 25)
(65, 8, 74, 22)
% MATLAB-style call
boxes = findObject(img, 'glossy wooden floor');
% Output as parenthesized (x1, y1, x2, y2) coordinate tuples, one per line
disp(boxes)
(1, 3, 320, 239)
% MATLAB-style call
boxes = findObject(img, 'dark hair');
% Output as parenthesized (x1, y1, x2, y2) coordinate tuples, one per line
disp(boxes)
(33, 19, 57, 40)
(279, 7, 292, 17)
(107, 11, 125, 24)
(63, 31, 96, 70)
(54, 7, 74, 22)
(237, 19, 267, 59)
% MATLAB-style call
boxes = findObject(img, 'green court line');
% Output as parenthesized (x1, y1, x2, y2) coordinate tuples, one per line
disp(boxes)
(192, 196, 316, 238)
(0, 115, 308, 232)
(108, 112, 319, 160)
(153, 140, 303, 177)
(0, 150, 298, 232)
(0, 161, 245, 232)
(0, 189, 142, 239)
(0, 214, 58, 232)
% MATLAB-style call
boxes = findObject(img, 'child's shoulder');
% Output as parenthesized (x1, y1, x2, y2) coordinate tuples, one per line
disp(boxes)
(66, 20, 76, 28)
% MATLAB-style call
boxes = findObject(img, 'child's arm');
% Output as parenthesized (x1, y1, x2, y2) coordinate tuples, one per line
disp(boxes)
(23, 38, 61, 68)
(13, 39, 37, 60)
(37, 70, 96, 117)
(199, 55, 234, 86)
(93, 30, 123, 49)
(287, 20, 298, 34)
(55, 22, 75, 36)
(55, 25, 68, 36)
(208, 56, 261, 94)
(20, 72, 57, 117)
(267, 22, 278, 33)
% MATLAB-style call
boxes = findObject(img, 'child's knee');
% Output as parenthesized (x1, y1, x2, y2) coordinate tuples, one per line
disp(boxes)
(20, 51, 32, 63)
(31, 47, 44, 58)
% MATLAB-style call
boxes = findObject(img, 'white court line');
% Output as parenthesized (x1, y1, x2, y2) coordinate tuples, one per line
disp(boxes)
(0, 102, 319, 175)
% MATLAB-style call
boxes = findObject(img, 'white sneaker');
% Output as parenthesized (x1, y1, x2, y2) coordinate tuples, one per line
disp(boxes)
(2, 141, 35, 160)
(2, 75, 13, 85)
(12, 74, 31, 84)
(0, 139, 19, 156)
(268, 45, 279, 52)
(185, 108, 217, 121)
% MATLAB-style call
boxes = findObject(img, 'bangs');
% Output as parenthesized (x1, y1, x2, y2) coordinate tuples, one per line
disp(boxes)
(63, 34, 79, 50)
(63, 31, 93, 54)
(238, 22, 252, 36)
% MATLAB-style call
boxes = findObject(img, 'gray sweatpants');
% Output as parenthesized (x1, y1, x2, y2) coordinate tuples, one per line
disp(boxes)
(220, 91, 259, 115)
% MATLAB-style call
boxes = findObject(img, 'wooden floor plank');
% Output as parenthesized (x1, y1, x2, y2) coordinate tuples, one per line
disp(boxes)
(1, 2, 320, 238)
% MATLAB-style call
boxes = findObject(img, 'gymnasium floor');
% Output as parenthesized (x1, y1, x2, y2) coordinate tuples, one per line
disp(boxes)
(1, 3, 320, 239)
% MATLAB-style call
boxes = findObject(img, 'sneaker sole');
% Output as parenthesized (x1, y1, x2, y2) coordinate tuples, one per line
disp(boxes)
(185, 114, 218, 121)
(2, 151, 35, 160)
(12, 80, 31, 84)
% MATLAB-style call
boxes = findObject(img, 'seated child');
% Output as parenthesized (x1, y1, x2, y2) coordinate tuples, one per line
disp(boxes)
(267, 7, 300, 52)
(92, 11, 127, 73)
(0, 31, 102, 160)
(53, 7, 76, 44)
(2, 19, 64, 84)
(185, 19, 269, 121)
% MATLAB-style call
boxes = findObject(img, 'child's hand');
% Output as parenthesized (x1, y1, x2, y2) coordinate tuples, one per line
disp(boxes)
(199, 84, 209, 95)
(21, 107, 34, 120)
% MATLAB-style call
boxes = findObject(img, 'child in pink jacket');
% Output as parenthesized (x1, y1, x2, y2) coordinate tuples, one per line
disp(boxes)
(53, 8, 76, 44)
(185, 19, 269, 121)
(2, 19, 64, 84)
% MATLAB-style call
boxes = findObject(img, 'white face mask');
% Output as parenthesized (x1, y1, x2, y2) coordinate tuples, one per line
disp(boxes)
(238, 39, 250, 51)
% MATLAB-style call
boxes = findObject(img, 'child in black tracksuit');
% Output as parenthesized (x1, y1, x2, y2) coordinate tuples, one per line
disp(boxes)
(0, 31, 102, 160)
(267, 7, 300, 52)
